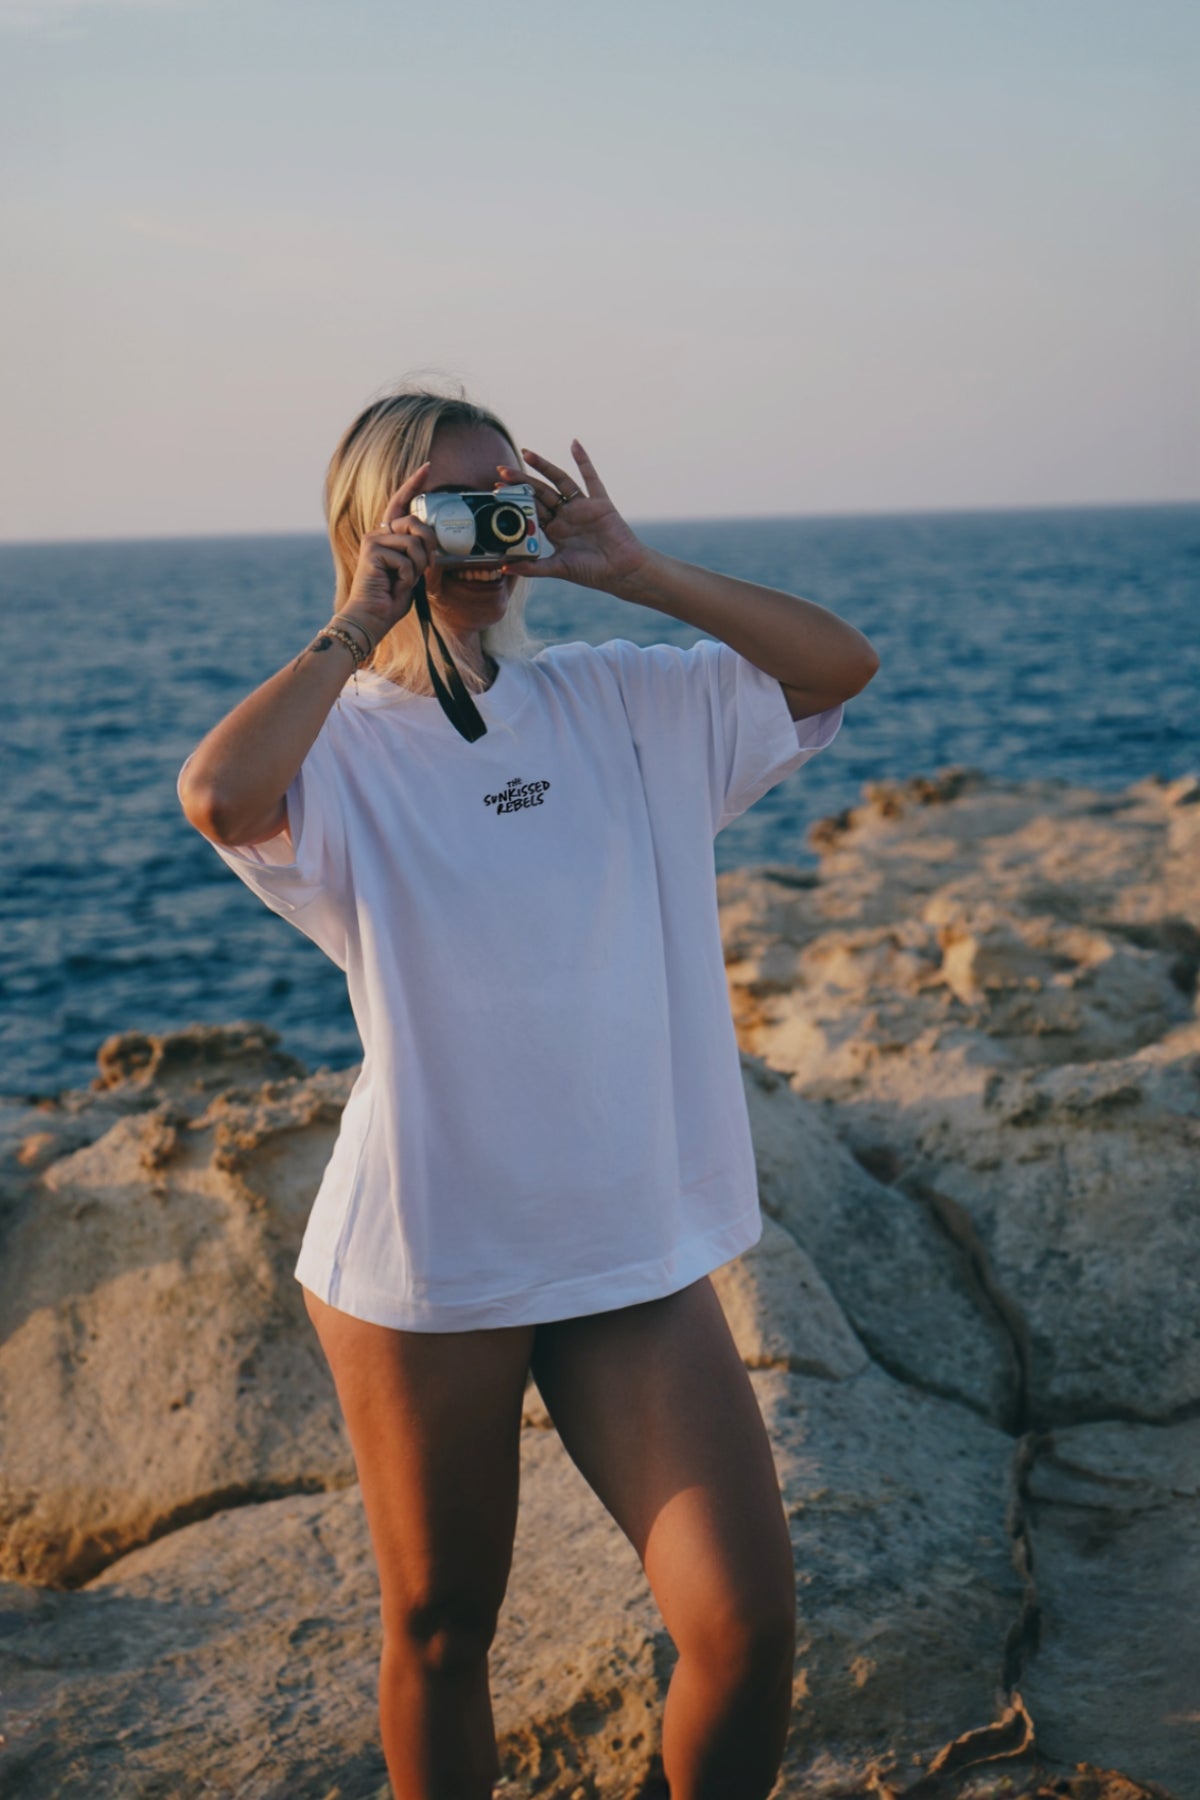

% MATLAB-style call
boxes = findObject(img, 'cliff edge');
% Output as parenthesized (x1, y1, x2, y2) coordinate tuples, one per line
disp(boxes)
(1, 767, 1196, 1799)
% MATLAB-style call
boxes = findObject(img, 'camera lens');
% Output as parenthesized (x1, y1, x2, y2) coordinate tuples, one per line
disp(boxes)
(487, 504, 526, 546)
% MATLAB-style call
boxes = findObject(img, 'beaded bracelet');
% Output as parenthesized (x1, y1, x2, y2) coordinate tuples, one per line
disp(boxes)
(331, 613, 377, 657)
(302, 625, 368, 693)
(320, 625, 369, 668)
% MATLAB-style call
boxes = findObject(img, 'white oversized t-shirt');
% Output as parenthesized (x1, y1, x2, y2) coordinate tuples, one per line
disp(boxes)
(182, 638, 843, 1330)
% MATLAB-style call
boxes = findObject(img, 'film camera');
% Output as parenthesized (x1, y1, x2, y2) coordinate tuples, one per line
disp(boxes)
(410, 483, 541, 563)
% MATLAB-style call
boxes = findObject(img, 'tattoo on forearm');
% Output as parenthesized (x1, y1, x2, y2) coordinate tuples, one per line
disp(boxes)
(291, 633, 335, 673)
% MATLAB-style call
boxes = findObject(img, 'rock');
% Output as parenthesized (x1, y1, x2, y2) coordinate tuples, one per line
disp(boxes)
(724, 774, 1200, 1429)
(758, 1365, 1027, 1791)
(901, 1035, 1200, 1425)
(13, 1132, 58, 1172)
(1018, 1417, 1200, 1798)
(742, 1054, 1021, 1427)
(2, 769, 1195, 1796)
(717, 768, 1200, 1794)
(0, 1429, 666, 1800)
(0, 1366, 1028, 1800)
(707, 1214, 869, 1380)
(0, 1055, 357, 1586)
(92, 1021, 308, 1095)
(0, 1490, 389, 1800)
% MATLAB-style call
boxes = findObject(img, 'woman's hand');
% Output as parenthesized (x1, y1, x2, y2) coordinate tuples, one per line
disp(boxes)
(341, 460, 439, 647)
(498, 442, 651, 594)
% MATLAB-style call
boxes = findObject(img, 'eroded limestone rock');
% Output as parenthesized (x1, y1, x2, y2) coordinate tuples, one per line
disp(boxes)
(0, 1367, 1026, 1800)
(707, 1213, 869, 1380)
(1017, 1417, 1200, 1797)
(2, 766, 1195, 1796)
(0, 1049, 357, 1586)
(724, 773, 1200, 1430)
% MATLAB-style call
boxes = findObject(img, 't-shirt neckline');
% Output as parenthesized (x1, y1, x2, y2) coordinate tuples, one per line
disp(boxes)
(344, 657, 525, 730)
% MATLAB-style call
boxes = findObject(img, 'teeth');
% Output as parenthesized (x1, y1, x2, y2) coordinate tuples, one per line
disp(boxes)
(458, 569, 506, 583)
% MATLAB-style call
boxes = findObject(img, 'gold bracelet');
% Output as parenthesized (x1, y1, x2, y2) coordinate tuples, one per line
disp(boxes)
(322, 625, 369, 667)
(331, 613, 377, 656)
(306, 625, 366, 671)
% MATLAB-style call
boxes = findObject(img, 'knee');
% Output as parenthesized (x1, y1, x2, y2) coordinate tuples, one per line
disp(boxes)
(695, 1590, 796, 1690)
(384, 1593, 501, 1678)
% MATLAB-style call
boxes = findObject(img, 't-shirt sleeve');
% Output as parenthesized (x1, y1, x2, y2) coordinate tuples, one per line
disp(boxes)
(177, 720, 349, 938)
(601, 636, 844, 835)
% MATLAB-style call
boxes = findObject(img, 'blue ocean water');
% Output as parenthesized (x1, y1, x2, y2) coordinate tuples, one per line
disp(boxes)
(2, 505, 1197, 1100)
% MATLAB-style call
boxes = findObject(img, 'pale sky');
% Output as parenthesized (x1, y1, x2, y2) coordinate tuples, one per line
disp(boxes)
(2, 0, 1197, 543)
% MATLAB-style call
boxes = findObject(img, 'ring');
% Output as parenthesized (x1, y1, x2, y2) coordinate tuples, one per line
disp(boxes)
(559, 488, 582, 505)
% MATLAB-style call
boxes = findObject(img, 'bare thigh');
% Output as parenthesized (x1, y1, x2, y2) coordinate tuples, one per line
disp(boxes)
(303, 1287, 536, 1652)
(529, 1276, 795, 1658)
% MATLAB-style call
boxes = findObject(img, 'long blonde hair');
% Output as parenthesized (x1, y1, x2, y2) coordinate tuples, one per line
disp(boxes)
(324, 383, 545, 694)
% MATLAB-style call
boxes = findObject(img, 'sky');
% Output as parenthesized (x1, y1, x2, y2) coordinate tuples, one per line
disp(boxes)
(1, 0, 1197, 543)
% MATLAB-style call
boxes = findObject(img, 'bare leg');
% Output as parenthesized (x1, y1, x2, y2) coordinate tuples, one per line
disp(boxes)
(530, 1276, 796, 1800)
(303, 1287, 535, 1800)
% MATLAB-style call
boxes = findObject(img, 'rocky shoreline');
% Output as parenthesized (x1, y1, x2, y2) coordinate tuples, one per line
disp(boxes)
(1, 766, 1196, 1798)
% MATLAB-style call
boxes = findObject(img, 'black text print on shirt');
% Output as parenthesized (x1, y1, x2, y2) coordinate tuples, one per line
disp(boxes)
(483, 776, 552, 815)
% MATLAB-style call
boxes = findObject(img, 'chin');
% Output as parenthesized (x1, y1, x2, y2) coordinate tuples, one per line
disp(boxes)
(432, 579, 512, 626)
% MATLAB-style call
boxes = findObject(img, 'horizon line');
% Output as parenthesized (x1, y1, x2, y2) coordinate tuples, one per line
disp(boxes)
(2, 493, 1198, 551)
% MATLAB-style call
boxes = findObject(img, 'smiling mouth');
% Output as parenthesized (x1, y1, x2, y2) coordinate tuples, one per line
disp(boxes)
(448, 566, 509, 586)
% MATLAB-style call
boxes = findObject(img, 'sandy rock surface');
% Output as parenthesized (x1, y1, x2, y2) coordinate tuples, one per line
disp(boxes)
(723, 770, 1200, 1428)
(0, 1433, 667, 1800)
(0, 1037, 358, 1586)
(719, 767, 1199, 1796)
(0, 769, 1194, 1798)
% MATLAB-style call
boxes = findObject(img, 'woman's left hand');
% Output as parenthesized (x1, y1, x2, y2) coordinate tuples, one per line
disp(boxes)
(497, 441, 650, 594)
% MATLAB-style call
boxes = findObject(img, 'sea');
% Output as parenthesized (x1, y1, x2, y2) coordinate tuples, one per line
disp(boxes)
(2, 504, 1197, 1101)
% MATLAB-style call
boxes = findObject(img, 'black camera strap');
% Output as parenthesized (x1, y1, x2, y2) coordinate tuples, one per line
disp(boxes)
(386, 572, 488, 742)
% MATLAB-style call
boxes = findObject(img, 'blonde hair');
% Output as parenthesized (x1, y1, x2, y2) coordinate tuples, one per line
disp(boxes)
(324, 382, 545, 695)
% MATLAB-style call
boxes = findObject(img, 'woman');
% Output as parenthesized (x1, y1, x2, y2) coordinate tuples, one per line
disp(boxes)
(178, 385, 879, 1800)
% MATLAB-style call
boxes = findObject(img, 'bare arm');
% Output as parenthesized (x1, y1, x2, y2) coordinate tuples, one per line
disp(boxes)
(609, 550, 878, 719)
(179, 462, 437, 848)
(508, 444, 880, 720)
(179, 638, 364, 846)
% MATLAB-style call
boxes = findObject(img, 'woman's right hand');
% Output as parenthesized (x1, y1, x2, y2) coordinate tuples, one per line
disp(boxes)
(340, 461, 438, 647)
